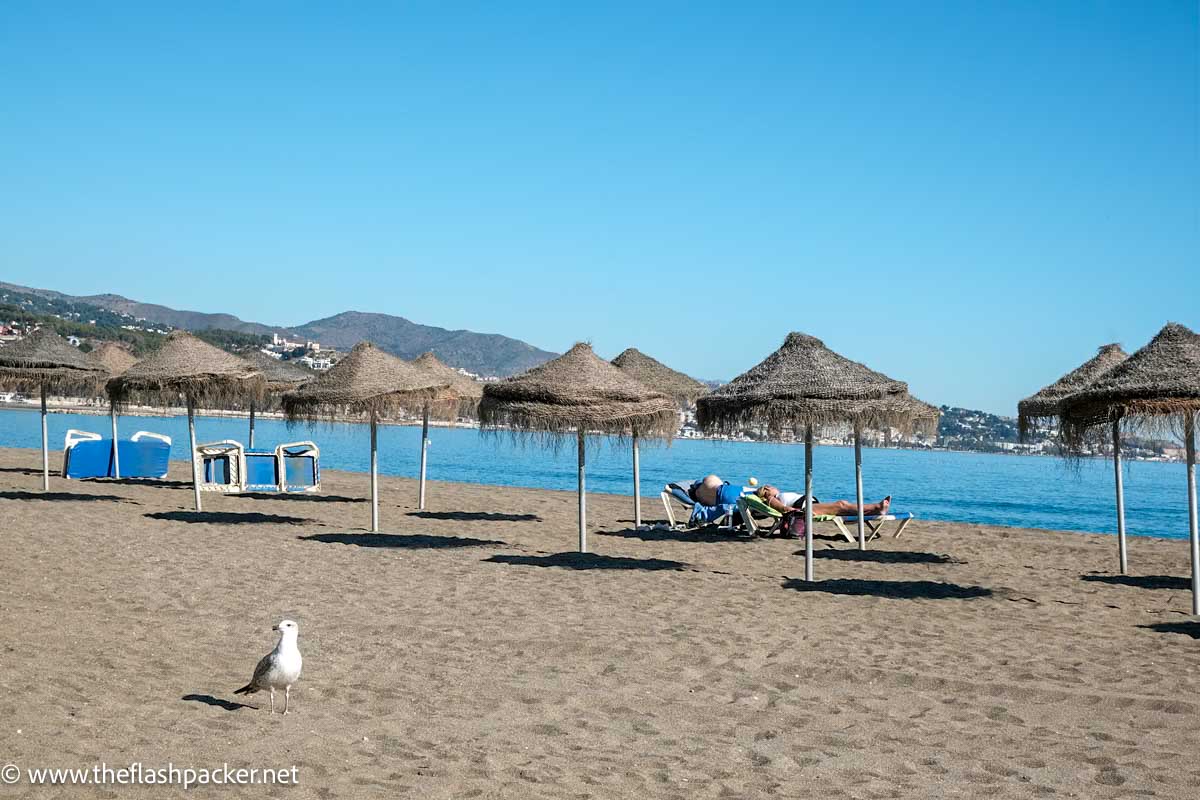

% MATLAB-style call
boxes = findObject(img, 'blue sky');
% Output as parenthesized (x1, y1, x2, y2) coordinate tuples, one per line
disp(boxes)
(1, 1, 1196, 414)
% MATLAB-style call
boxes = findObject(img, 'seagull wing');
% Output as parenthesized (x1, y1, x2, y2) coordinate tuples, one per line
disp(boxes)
(233, 651, 276, 695)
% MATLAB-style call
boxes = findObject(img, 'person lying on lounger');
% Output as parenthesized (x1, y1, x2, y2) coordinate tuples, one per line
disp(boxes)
(754, 485, 891, 517)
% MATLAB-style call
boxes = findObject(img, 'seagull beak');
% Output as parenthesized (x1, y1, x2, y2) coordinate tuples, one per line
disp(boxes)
(271, 625, 279, 631)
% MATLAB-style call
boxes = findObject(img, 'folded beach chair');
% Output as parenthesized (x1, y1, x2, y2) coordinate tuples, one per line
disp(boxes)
(62, 429, 172, 480)
(658, 480, 738, 532)
(196, 439, 320, 494)
(278, 442, 320, 493)
(737, 495, 914, 543)
(198, 440, 246, 493)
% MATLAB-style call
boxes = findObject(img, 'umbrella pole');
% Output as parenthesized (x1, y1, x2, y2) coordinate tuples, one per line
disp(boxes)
(187, 399, 202, 512)
(370, 412, 379, 533)
(248, 401, 256, 450)
(804, 424, 814, 582)
(578, 428, 587, 553)
(1112, 418, 1127, 575)
(40, 383, 49, 492)
(854, 426, 865, 551)
(632, 431, 641, 529)
(418, 405, 429, 510)
(110, 402, 121, 479)
(1186, 414, 1198, 617)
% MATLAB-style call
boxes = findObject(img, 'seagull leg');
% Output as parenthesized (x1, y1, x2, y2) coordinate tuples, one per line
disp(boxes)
(283, 685, 291, 715)
(269, 687, 276, 714)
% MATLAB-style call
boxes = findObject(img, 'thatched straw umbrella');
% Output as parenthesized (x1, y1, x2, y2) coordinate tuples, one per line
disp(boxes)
(480, 343, 676, 552)
(88, 342, 140, 478)
(1059, 323, 1200, 615)
(282, 342, 448, 532)
(0, 329, 107, 490)
(697, 332, 922, 579)
(241, 351, 311, 449)
(612, 347, 709, 528)
(107, 331, 266, 511)
(409, 352, 482, 510)
(1018, 344, 1130, 572)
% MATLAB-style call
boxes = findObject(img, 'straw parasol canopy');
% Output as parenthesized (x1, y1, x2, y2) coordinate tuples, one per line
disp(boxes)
(480, 343, 677, 439)
(1018, 344, 1128, 440)
(846, 393, 942, 437)
(107, 331, 266, 409)
(0, 328, 107, 393)
(412, 351, 484, 418)
(242, 350, 312, 393)
(1060, 323, 1200, 449)
(611, 348, 709, 407)
(696, 332, 910, 434)
(282, 341, 448, 421)
(87, 342, 139, 378)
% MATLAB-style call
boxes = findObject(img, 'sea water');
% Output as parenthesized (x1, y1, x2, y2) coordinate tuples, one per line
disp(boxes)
(0, 408, 1193, 540)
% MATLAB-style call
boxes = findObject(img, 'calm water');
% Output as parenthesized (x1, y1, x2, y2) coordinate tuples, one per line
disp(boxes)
(1, 408, 1194, 540)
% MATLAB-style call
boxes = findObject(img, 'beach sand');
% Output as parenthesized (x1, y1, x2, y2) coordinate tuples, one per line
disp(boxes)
(0, 445, 1197, 798)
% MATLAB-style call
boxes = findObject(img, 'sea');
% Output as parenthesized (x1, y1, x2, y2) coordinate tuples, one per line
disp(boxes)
(1, 408, 1194, 541)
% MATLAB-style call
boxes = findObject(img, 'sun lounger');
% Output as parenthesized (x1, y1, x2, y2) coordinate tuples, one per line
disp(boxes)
(658, 480, 738, 531)
(196, 439, 320, 494)
(62, 429, 172, 480)
(737, 495, 915, 543)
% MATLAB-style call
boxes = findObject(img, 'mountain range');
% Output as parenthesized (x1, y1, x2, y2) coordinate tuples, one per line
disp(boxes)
(0, 281, 557, 377)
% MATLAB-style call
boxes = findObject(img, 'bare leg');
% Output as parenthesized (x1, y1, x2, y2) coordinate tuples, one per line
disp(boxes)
(283, 685, 291, 715)
(810, 496, 891, 517)
(269, 687, 276, 714)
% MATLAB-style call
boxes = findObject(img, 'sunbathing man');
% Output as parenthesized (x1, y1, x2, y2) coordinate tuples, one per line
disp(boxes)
(755, 484, 891, 517)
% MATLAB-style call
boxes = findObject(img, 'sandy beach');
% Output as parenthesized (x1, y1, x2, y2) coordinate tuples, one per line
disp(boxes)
(0, 444, 1197, 799)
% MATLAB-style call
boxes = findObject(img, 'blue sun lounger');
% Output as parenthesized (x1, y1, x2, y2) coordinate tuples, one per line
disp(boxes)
(196, 440, 320, 494)
(62, 430, 172, 480)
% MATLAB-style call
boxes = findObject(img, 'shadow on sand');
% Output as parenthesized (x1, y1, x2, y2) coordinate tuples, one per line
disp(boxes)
(597, 526, 755, 544)
(0, 490, 131, 503)
(808, 549, 957, 565)
(107, 477, 195, 489)
(238, 493, 367, 504)
(182, 694, 253, 711)
(1081, 574, 1191, 590)
(485, 552, 688, 571)
(0, 466, 44, 475)
(146, 511, 313, 525)
(298, 532, 507, 549)
(1139, 622, 1200, 640)
(781, 577, 991, 600)
(408, 510, 542, 523)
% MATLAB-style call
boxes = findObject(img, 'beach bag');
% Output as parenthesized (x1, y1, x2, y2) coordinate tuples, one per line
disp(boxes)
(780, 511, 806, 539)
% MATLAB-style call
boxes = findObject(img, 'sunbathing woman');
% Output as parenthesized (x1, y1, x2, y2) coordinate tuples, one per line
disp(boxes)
(755, 484, 891, 517)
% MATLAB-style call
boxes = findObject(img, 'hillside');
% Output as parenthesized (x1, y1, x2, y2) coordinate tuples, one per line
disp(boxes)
(292, 312, 555, 377)
(0, 281, 556, 377)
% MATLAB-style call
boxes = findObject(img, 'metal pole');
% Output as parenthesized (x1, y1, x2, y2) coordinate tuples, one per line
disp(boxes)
(1186, 414, 1198, 617)
(40, 383, 49, 491)
(110, 403, 121, 479)
(187, 399, 202, 511)
(418, 405, 430, 510)
(804, 424, 814, 582)
(632, 431, 641, 529)
(1112, 418, 1127, 575)
(578, 428, 587, 553)
(248, 401, 256, 450)
(854, 426, 866, 551)
(370, 412, 379, 532)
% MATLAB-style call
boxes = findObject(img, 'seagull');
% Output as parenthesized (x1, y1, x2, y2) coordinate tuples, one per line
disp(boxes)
(234, 620, 303, 714)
